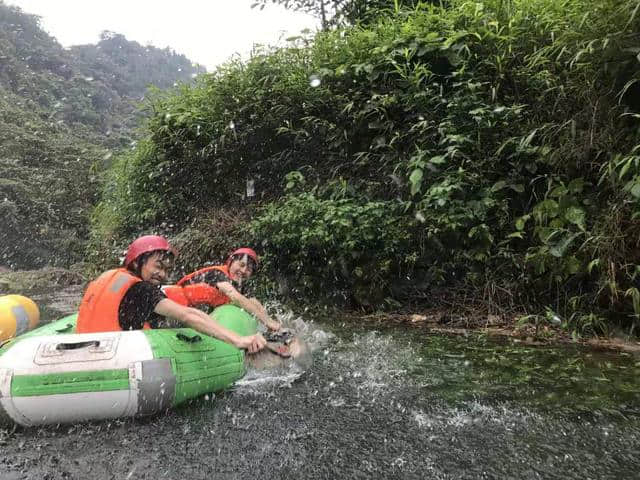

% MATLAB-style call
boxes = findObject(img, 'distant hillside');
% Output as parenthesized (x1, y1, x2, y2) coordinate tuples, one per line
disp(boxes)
(0, 1, 205, 268)
(72, 31, 204, 100)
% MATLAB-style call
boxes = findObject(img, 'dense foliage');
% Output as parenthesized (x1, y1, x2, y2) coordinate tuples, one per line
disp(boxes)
(251, 0, 425, 28)
(93, 0, 640, 333)
(0, 2, 203, 268)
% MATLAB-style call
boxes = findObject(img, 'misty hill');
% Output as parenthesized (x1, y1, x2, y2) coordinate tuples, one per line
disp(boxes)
(72, 31, 204, 101)
(0, 1, 205, 269)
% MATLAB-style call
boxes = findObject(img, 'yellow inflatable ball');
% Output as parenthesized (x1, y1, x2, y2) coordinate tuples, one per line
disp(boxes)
(0, 295, 40, 342)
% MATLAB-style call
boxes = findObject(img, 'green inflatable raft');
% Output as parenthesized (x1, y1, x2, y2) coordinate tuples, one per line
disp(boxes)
(0, 304, 257, 427)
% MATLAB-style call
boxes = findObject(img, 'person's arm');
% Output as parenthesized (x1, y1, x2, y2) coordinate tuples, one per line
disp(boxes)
(154, 298, 266, 353)
(216, 281, 281, 331)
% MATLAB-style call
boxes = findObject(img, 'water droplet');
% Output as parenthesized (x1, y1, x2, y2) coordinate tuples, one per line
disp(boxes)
(309, 75, 321, 87)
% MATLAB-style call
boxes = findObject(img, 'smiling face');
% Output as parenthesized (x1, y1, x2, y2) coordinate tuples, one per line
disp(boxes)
(228, 254, 255, 282)
(138, 251, 173, 285)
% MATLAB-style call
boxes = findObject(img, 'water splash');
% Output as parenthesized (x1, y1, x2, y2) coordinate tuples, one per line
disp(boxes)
(309, 75, 321, 88)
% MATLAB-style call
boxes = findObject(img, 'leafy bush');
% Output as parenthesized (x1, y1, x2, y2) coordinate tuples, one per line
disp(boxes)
(251, 190, 417, 307)
(92, 0, 640, 328)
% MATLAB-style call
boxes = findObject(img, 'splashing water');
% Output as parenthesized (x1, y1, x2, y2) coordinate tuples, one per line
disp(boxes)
(3, 297, 639, 479)
(238, 308, 328, 390)
(309, 75, 321, 88)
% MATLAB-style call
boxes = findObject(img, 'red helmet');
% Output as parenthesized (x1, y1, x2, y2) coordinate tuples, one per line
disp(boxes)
(124, 235, 176, 267)
(226, 247, 259, 267)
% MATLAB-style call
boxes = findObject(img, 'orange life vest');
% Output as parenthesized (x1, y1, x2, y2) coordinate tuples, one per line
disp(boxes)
(169, 265, 232, 308)
(76, 268, 152, 333)
(161, 283, 225, 306)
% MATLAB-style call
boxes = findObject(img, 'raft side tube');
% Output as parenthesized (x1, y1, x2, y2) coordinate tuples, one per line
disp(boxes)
(0, 305, 258, 426)
(144, 328, 245, 406)
(134, 358, 177, 415)
(0, 331, 153, 375)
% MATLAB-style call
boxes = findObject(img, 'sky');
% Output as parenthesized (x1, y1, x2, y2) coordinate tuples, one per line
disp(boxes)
(6, 0, 319, 70)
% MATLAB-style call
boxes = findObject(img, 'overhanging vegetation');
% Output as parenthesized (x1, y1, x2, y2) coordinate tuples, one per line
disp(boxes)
(92, 0, 640, 334)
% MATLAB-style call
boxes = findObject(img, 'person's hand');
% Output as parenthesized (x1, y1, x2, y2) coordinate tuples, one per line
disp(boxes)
(266, 319, 282, 331)
(237, 333, 266, 353)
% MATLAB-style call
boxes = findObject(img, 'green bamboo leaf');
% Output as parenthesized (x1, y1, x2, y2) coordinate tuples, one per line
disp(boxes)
(564, 206, 586, 229)
(619, 160, 632, 180)
(491, 180, 507, 192)
(550, 233, 580, 258)
(515, 215, 529, 231)
(535, 199, 559, 218)
(409, 169, 423, 196)
(565, 256, 582, 274)
(567, 178, 585, 193)
(550, 185, 568, 198)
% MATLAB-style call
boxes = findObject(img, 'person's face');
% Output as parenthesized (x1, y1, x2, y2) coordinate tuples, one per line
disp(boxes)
(139, 252, 173, 285)
(229, 254, 254, 281)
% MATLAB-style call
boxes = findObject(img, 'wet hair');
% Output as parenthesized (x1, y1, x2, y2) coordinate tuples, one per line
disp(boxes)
(126, 249, 175, 277)
(229, 253, 257, 272)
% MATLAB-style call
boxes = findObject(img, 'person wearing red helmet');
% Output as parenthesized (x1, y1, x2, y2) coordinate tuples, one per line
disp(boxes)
(76, 235, 266, 353)
(167, 247, 282, 331)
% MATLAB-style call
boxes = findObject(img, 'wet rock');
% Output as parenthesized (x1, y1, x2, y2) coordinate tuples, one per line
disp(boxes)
(0, 268, 85, 295)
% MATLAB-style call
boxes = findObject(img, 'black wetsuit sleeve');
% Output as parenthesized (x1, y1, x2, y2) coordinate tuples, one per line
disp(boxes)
(118, 281, 166, 330)
(197, 270, 229, 285)
(198, 270, 249, 296)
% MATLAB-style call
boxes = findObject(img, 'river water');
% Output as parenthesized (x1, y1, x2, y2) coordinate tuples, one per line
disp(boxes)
(1, 291, 639, 479)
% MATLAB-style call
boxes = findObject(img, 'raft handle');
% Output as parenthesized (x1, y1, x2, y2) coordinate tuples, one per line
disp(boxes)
(55, 340, 100, 351)
(176, 333, 202, 343)
(54, 323, 74, 333)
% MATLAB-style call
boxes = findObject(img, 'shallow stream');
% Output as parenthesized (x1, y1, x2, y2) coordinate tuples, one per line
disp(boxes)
(1, 292, 639, 479)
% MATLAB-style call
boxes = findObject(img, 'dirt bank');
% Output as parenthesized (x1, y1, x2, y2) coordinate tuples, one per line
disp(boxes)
(346, 310, 640, 355)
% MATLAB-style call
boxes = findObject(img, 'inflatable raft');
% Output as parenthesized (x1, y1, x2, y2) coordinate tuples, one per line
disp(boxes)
(0, 304, 257, 427)
(0, 294, 40, 342)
